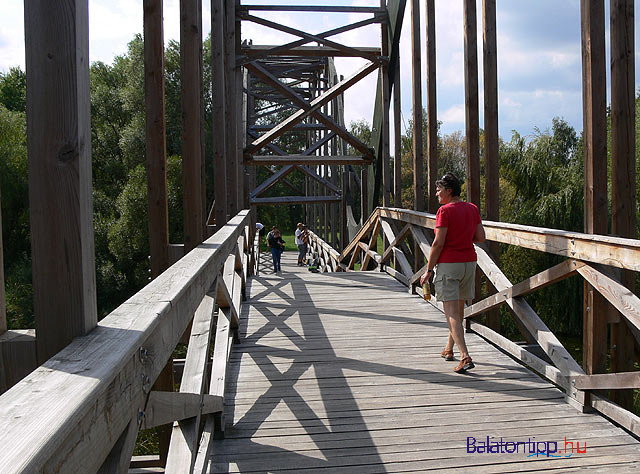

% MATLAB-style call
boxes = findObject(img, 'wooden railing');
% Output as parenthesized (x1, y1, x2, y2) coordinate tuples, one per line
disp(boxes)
(307, 230, 345, 272)
(340, 207, 640, 436)
(0, 210, 254, 474)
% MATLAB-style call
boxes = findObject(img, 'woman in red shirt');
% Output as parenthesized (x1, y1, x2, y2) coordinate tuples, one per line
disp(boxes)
(420, 173, 486, 373)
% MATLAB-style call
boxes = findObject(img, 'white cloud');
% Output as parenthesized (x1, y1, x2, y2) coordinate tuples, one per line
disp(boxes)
(441, 104, 465, 124)
(3, 0, 640, 141)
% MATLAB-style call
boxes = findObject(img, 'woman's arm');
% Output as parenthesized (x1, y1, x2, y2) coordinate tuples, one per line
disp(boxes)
(473, 222, 486, 243)
(420, 227, 447, 285)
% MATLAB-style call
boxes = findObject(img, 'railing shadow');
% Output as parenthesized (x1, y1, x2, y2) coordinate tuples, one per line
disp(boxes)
(215, 255, 569, 472)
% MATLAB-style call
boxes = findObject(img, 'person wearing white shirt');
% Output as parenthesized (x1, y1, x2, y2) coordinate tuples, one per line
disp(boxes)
(295, 222, 306, 266)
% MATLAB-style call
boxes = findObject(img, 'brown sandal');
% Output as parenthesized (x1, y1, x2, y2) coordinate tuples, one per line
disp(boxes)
(441, 349, 454, 361)
(454, 356, 474, 373)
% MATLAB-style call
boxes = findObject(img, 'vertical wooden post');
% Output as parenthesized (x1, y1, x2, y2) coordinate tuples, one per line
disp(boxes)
(144, 0, 173, 465)
(181, 0, 204, 252)
(361, 169, 369, 226)
(144, 0, 170, 279)
(463, 0, 481, 208)
(381, 0, 391, 208)
(199, 0, 207, 238)
(581, 0, 608, 376)
(425, 0, 438, 213)
(224, 0, 239, 216)
(483, 0, 500, 331)
(212, 0, 228, 229)
(25, 0, 97, 362)
(609, 0, 636, 408)
(341, 167, 348, 251)
(393, 52, 402, 208)
(0, 196, 5, 335)
(235, 0, 246, 210)
(411, 0, 425, 211)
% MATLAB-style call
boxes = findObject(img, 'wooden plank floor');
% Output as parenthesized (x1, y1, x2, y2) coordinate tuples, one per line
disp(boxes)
(208, 252, 640, 473)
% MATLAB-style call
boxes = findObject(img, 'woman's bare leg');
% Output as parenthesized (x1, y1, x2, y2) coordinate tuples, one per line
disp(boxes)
(443, 299, 469, 359)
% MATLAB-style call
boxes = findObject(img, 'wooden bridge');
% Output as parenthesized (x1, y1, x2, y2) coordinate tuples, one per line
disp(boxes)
(1, 1, 640, 473)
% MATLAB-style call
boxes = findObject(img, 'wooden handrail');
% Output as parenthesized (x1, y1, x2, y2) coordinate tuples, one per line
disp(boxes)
(307, 231, 344, 272)
(341, 207, 640, 436)
(0, 210, 253, 473)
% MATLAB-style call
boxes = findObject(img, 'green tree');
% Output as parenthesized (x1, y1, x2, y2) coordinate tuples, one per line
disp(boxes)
(0, 67, 26, 113)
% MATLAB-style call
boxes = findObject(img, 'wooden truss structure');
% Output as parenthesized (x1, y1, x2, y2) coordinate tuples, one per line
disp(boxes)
(216, 1, 407, 249)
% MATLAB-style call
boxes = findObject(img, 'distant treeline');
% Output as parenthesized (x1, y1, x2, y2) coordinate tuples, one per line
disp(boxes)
(1, 34, 639, 344)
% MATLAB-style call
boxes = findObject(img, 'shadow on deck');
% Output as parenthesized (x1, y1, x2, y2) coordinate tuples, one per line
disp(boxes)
(207, 253, 640, 473)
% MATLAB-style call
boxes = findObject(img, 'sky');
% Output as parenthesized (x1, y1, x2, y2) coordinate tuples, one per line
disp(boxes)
(1, 0, 640, 140)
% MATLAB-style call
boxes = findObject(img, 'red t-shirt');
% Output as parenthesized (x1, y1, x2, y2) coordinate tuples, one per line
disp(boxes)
(435, 201, 481, 263)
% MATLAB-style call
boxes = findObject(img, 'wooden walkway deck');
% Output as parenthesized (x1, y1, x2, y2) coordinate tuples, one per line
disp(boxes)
(207, 253, 640, 473)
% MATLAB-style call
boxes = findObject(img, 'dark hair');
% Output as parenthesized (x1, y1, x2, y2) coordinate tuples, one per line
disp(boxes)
(436, 172, 462, 197)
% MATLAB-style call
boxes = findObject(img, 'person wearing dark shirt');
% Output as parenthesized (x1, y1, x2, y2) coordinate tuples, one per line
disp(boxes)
(267, 227, 285, 273)
(420, 173, 486, 373)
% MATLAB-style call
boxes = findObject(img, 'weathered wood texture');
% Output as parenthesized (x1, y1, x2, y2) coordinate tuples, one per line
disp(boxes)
(425, 0, 437, 213)
(25, 0, 97, 363)
(410, 0, 424, 211)
(609, 0, 636, 409)
(144, 0, 170, 279)
(212, 0, 227, 228)
(0, 211, 250, 474)
(0, 330, 37, 393)
(181, 0, 204, 252)
(209, 253, 640, 471)
(581, 0, 609, 377)
(463, 0, 480, 208)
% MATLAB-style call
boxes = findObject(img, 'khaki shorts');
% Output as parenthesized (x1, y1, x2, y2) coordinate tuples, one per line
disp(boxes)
(434, 261, 476, 302)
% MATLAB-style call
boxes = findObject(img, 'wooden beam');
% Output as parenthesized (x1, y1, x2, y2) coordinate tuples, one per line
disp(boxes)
(470, 322, 571, 393)
(250, 165, 295, 198)
(241, 45, 382, 58)
(165, 285, 217, 472)
(573, 372, 640, 390)
(25, 0, 97, 362)
(0, 211, 250, 473)
(410, 0, 424, 211)
(465, 259, 584, 319)
(240, 14, 381, 62)
(380, 223, 412, 264)
(590, 393, 640, 437)
(581, 0, 608, 376)
(212, 0, 227, 228)
(181, 0, 204, 253)
(609, 0, 636, 409)
(361, 168, 369, 226)
(245, 62, 373, 157)
(339, 209, 379, 261)
(239, 5, 385, 13)
(576, 264, 640, 345)
(297, 165, 341, 194)
(251, 196, 341, 205)
(381, 1, 391, 208)
(247, 62, 378, 154)
(482, 0, 500, 332)
(239, 16, 383, 64)
(379, 219, 413, 278)
(144, 0, 170, 280)
(393, 52, 402, 208)
(361, 219, 382, 270)
(225, 0, 239, 216)
(246, 155, 372, 166)
(0, 330, 37, 392)
(143, 392, 223, 430)
(425, 0, 438, 212)
(463, 0, 481, 208)
(379, 207, 640, 272)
